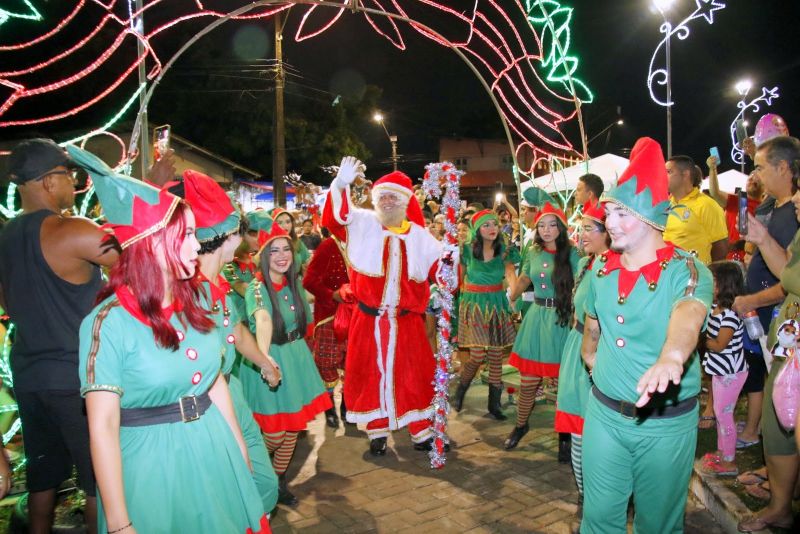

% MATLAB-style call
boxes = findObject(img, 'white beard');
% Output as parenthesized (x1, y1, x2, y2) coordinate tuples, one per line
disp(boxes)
(375, 204, 408, 228)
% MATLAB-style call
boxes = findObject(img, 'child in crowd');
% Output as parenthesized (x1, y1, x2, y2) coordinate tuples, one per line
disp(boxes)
(701, 261, 748, 476)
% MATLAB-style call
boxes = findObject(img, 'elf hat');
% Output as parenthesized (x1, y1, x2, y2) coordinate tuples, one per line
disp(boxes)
(601, 137, 670, 230)
(581, 200, 606, 225)
(256, 222, 291, 255)
(533, 201, 568, 228)
(182, 170, 240, 243)
(371, 171, 425, 226)
(469, 209, 499, 240)
(246, 210, 274, 234)
(269, 207, 294, 223)
(66, 145, 179, 249)
(520, 184, 554, 208)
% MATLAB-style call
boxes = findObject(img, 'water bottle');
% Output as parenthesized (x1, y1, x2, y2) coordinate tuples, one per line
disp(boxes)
(743, 311, 764, 340)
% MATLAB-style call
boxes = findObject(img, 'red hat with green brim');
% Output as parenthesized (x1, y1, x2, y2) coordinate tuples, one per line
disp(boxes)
(66, 145, 179, 249)
(182, 170, 240, 243)
(256, 223, 291, 255)
(582, 200, 606, 225)
(601, 137, 670, 230)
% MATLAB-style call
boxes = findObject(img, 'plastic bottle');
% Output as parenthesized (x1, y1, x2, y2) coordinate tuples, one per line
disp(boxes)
(743, 310, 765, 339)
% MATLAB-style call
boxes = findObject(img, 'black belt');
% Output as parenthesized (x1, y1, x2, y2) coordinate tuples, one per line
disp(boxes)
(271, 328, 304, 345)
(534, 297, 555, 308)
(358, 301, 411, 317)
(591, 386, 697, 420)
(120, 391, 212, 427)
(574, 321, 584, 334)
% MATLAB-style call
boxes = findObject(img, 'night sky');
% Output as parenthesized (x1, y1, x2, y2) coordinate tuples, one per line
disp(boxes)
(2, 1, 798, 179)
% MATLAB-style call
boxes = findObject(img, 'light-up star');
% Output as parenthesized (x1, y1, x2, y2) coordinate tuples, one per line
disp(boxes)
(762, 86, 780, 106)
(695, 0, 726, 25)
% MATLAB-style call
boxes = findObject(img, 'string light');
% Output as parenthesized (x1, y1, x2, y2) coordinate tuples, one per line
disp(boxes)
(729, 86, 779, 165)
(0, 1, 42, 27)
(647, 0, 726, 107)
(0, 0, 591, 177)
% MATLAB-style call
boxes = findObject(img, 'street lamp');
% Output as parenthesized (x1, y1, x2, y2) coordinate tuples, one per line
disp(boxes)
(586, 119, 624, 148)
(653, 0, 674, 158)
(734, 78, 752, 173)
(372, 112, 398, 171)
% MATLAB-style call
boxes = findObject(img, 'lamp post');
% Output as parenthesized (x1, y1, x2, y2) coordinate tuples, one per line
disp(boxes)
(373, 112, 398, 171)
(653, 0, 674, 158)
(735, 78, 752, 174)
(586, 119, 624, 150)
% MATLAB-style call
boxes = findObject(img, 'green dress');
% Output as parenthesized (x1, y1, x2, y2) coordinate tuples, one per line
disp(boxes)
(554, 256, 594, 435)
(295, 240, 310, 269)
(237, 278, 331, 432)
(224, 258, 257, 324)
(458, 244, 520, 349)
(200, 277, 278, 512)
(762, 229, 800, 455)
(78, 294, 269, 534)
(510, 246, 580, 377)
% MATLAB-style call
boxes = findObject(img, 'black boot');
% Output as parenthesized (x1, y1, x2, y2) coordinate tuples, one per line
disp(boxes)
(277, 474, 298, 506)
(369, 437, 387, 456)
(340, 394, 348, 423)
(451, 381, 470, 412)
(558, 432, 571, 464)
(487, 384, 507, 420)
(413, 437, 451, 452)
(503, 423, 529, 450)
(324, 392, 339, 428)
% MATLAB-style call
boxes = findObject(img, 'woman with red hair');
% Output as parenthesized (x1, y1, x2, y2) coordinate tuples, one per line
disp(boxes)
(72, 147, 269, 534)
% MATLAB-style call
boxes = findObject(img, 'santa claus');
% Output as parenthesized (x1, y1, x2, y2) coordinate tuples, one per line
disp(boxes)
(322, 156, 443, 455)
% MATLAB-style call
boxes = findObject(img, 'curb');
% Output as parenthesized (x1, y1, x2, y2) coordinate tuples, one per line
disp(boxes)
(690, 460, 777, 534)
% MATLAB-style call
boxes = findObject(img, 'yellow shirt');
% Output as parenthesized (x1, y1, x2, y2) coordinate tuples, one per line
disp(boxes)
(663, 188, 728, 264)
(385, 219, 411, 234)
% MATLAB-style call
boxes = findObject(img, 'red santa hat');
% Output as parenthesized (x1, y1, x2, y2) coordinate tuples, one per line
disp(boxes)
(371, 171, 425, 226)
(581, 200, 606, 225)
(533, 201, 568, 228)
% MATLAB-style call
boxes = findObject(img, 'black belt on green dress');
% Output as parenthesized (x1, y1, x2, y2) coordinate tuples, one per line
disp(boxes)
(357, 301, 411, 317)
(591, 386, 697, 420)
(574, 321, 584, 334)
(534, 297, 555, 308)
(271, 328, 304, 345)
(120, 391, 212, 426)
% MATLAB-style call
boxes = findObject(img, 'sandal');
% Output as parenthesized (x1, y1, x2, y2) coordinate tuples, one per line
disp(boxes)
(737, 515, 793, 532)
(744, 481, 770, 501)
(736, 470, 768, 486)
(700, 460, 738, 476)
(736, 437, 760, 449)
(698, 415, 716, 429)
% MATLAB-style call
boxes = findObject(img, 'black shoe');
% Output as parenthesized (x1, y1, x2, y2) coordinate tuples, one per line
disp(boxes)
(340, 395, 348, 423)
(277, 474, 298, 506)
(487, 384, 507, 420)
(452, 381, 470, 412)
(504, 423, 530, 450)
(558, 433, 571, 464)
(413, 438, 451, 452)
(369, 437, 387, 456)
(324, 407, 339, 428)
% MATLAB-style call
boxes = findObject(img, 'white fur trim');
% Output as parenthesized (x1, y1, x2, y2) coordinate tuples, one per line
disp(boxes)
(372, 182, 411, 199)
(330, 177, 354, 226)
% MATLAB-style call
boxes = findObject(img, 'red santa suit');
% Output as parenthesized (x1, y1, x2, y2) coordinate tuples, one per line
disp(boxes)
(322, 172, 441, 442)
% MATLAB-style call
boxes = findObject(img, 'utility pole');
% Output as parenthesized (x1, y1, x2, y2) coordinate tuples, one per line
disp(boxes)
(135, 0, 149, 178)
(272, 11, 287, 207)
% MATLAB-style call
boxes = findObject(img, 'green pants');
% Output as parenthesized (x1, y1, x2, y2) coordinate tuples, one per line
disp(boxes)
(581, 395, 697, 534)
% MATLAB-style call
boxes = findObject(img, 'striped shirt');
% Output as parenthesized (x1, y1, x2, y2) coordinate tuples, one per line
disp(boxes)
(703, 308, 747, 376)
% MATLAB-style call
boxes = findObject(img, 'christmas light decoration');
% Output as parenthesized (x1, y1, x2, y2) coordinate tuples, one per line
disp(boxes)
(729, 85, 779, 166)
(0, 1, 592, 177)
(647, 0, 726, 107)
(422, 161, 463, 469)
(0, 1, 42, 27)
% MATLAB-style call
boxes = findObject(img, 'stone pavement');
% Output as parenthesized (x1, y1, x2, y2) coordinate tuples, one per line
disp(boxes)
(271, 384, 727, 533)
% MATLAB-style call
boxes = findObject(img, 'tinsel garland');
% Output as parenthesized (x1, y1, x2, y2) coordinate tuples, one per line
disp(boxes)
(422, 161, 463, 469)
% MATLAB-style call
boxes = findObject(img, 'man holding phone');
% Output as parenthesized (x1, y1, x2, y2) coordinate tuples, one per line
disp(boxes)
(706, 155, 764, 246)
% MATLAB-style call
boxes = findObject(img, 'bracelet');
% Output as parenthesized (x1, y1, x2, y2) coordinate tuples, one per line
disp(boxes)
(108, 521, 132, 534)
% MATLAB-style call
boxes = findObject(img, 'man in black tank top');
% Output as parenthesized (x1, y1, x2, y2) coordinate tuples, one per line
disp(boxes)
(0, 139, 121, 534)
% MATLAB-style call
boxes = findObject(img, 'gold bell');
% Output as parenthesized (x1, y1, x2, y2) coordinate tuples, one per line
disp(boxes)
(598, 269, 607, 278)
(617, 295, 626, 304)
(648, 282, 657, 291)
(660, 260, 669, 270)
(211, 304, 220, 313)
(600, 253, 608, 263)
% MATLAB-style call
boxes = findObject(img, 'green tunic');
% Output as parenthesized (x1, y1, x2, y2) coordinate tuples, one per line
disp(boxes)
(295, 240, 310, 268)
(237, 279, 330, 432)
(458, 244, 520, 348)
(555, 256, 594, 433)
(79, 296, 268, 534)
(510, 246, 580, 376)
(224, 260, 257, 325)
(200, 279, 278, 512)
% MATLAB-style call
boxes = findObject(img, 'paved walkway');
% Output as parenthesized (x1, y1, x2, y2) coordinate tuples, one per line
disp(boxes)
(271, 385, 726, 533)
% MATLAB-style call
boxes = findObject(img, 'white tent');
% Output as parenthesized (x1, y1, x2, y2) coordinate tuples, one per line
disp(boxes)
(701, 169, 748, 194)
(524, 153, 629, 194)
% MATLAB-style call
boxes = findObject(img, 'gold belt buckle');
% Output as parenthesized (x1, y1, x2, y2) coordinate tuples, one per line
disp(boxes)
(179, 395, 200, 422)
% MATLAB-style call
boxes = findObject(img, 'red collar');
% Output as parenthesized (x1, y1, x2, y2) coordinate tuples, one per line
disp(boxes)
(115, 285, 182, 326)
(234, 256, 256, 274)
(198, 272, 231, 311)
(271, 276, 287, 292)
(596, 244, 676, 303)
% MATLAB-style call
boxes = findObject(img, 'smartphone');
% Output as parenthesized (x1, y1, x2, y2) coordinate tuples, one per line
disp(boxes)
(734, 119, 748, 146)
(709, 146, 721, 165)
(153, 124, 171, 161)
(738, 190, 748, 236)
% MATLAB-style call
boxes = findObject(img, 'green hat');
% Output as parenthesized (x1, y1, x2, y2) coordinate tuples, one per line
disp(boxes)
(66, 145, 179, 248)
(520, 184, 554, 208)
(469, 209, 499, 241)
(246, 210, 273, 234)
(181, 170, 240, 243)
(601, 137, 670, 230)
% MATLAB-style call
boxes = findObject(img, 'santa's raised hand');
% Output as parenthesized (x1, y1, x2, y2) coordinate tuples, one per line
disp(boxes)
(335, 156, 365, 187)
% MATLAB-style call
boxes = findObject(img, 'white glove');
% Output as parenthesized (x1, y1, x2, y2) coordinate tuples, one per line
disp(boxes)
(335, 156, 365, 187)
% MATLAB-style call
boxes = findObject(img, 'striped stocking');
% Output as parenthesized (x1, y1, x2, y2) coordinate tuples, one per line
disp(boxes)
(516, 375, 542, 427)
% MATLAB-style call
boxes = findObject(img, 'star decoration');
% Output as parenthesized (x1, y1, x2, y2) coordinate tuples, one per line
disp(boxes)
(762, 86, 780, 106)
(694, 0, 726, 25)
